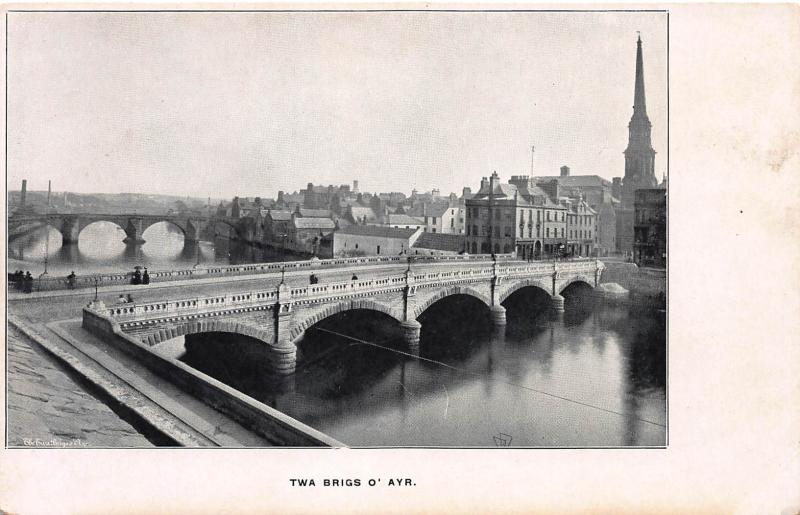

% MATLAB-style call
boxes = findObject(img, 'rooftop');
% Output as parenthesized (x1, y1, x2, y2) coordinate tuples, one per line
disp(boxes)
(296, 208, 332, 218)
(267, 210, 292, 221)
(292, 217, 336, 230)
(412, 232, 465, 252)
(533, 175, 612, 188)
(385, 213, 424, 226)
(336, 225, 419, 239)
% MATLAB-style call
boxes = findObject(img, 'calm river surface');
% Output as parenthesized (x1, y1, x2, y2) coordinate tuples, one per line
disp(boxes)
(8, 222, 277, 276)
(168, 296, 667, 447)
(11, 222, 666, 447)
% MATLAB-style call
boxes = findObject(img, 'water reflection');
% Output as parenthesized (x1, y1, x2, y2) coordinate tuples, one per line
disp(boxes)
(8, 222, 282, 276)
(167, 300, 665, 447)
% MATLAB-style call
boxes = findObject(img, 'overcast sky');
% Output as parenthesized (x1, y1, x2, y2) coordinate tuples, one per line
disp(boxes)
(7, 11, 666, 199)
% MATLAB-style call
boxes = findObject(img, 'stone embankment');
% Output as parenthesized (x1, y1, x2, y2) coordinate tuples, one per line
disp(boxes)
(6, 324, 152, 448)
(600, 262, 665, 295)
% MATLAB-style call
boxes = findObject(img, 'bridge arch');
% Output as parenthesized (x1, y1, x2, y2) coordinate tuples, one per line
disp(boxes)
(143, 319, 273, 348)
(139, 219, 188, 238)
(208, 218, 242, 238)
(290, 300, 402, 342)
(558, 276, 595, 295)
(413, 285, 491, 319)
(77, 219, 126, 235)
(498, 278, 552, 303)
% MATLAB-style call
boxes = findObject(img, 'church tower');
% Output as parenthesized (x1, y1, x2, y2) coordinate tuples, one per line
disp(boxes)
(621, 35, 657, 207)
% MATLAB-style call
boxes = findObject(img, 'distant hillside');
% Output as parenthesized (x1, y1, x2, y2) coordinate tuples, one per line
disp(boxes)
(8, 191, 226, 216)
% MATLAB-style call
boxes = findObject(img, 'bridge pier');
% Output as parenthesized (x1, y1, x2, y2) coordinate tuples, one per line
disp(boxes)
(551, 294, 565, 314)
(270, 341, 297, 376)
(123, 219, 146, 244)
(60, 216, 80, 245)
(489, 305, 507, 326)
(400, 320, 422, 354)
(184, 219, 198, 243)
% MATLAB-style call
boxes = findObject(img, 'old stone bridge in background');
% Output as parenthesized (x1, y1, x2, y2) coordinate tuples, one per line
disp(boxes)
(83, 257, 605, 377)
(8, 212, 250, 244)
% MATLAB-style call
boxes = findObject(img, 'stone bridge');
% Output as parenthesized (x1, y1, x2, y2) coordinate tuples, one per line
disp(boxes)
(83, 258, 605, 377)
(8, 213, 244, 244)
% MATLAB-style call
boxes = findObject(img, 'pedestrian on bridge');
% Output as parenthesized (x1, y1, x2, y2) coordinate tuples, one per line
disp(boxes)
(142, 268, 150, 285)
(67, 271, 77, 289)
(131, 268, 142, 285)
(351, 274, 358, 281)
(23, 271, 33, 294)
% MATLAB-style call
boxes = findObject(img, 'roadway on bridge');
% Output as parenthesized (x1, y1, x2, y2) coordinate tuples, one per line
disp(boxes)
(9, 260, 472, 324)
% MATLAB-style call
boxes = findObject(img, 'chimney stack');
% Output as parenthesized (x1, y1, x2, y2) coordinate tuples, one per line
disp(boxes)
(20, 179, 27, 208)
(560, 165, 570, 177)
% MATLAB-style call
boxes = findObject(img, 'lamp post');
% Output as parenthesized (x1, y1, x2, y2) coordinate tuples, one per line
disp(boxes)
(38, 181, 53, 291)
(279, 232, 288, 262)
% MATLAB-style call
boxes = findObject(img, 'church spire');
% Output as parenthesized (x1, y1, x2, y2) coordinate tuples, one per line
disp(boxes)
(622, 33, 658, 206)
(625, 33, 654, 152)
(633, 33, 647, 118)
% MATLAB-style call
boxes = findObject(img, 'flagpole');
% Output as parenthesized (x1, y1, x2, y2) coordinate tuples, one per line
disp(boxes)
(43, 180, 51, 274)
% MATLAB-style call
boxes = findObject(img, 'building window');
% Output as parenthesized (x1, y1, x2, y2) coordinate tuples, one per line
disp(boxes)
(561, 228, 564, 238)
(377, 245, 381, 254)
(546, 228, 550, 238)
(450, 218, 454, 228)
(547, 211, 551, 221)
(432, 228, 436, 233)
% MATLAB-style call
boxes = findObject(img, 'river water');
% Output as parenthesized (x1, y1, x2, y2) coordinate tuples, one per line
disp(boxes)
(169, 294, 666, 447)
(7, 222, 278, 276)
(11, 222, 666, 447)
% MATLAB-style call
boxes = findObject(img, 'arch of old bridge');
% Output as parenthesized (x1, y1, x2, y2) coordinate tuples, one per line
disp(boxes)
(7, 213, 242, 245)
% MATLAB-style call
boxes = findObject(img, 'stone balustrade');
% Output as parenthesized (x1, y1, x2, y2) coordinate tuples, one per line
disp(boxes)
(102, 259, 601, 325)
(24, 253, 554, 292)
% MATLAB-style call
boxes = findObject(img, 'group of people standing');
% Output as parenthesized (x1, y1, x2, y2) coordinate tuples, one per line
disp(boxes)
(309, 273, 359, 285)
(130, 267, 150, 285)
(9, 270, 34, 293)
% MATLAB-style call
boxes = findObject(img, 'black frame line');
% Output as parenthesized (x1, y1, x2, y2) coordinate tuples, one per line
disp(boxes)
(4, 7, 669, 450)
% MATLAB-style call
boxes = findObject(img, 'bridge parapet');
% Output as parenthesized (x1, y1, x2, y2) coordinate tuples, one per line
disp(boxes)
(101, 259, 602, 327)
(26, 253, 531, 292)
